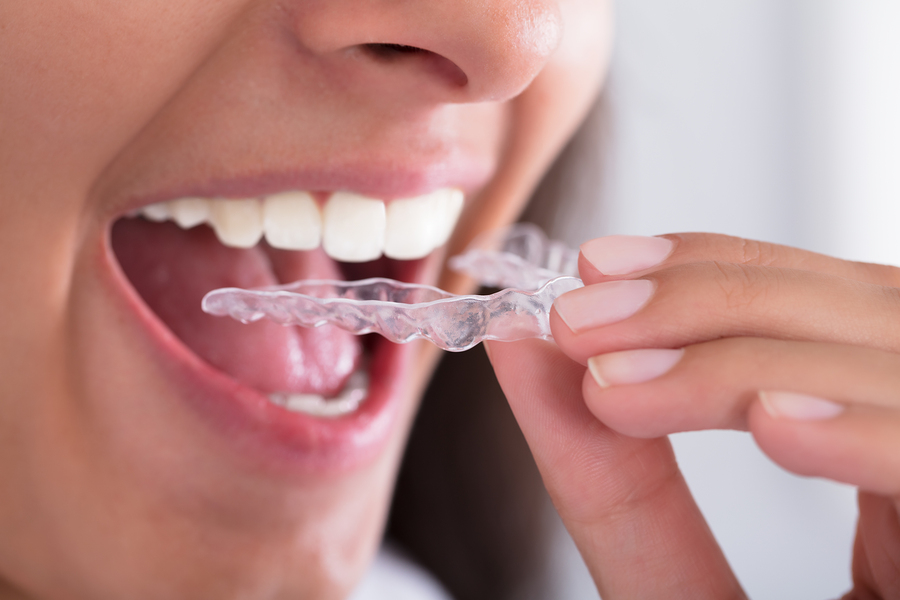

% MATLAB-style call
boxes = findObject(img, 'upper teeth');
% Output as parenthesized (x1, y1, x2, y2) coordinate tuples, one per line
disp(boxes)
(136, 188, 464, 262)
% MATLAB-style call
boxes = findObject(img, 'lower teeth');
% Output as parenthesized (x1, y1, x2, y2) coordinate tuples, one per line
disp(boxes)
(267, 368, 369, 418)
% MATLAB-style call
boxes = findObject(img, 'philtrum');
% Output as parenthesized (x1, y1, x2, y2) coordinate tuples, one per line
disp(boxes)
(201, 224, 583, 351)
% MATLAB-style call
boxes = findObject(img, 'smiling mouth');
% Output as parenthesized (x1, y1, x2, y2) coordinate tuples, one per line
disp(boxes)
(110, 187, 464, 421)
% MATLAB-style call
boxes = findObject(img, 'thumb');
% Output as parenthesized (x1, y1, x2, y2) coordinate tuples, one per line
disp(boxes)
(485, 339, 745, 599)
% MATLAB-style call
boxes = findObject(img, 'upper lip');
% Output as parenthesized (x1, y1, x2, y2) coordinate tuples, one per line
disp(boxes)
(112, 158, 491, 218)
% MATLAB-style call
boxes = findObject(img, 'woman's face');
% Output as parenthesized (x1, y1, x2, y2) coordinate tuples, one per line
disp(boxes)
(0, 1, 610, 597)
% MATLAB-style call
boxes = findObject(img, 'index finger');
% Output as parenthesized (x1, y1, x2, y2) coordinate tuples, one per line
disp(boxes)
(579, 232, 900, 288)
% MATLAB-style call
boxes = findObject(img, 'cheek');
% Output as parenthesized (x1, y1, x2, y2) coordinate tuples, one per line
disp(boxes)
(0, 0, 250, 383)
(558, 0, 614, 77)
(435, 3, 610, 294)
(0, 1, 246, 202)
(445, 1, 611, 246)
(530, 0, 612, 149)
(0, 0, 246, 494)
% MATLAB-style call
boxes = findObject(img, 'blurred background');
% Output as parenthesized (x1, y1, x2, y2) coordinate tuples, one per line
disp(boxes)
(364, 2, 900, 599)
(549, 0, 900, 265)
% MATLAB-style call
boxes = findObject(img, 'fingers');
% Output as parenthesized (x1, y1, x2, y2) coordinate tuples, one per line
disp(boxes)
(552, 261, 900, 364)
(580, 338, 900, 497)
(579, 232, 900, 288)
(485, 339, 746, 600)
(540, 232, 900, 597)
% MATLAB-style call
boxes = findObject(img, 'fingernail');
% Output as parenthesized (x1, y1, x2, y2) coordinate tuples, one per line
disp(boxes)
(760, 391, 845, 421)
(580, 235, 674, 276)
(554, 279, 654, 333)
(588, 348, 684, 388)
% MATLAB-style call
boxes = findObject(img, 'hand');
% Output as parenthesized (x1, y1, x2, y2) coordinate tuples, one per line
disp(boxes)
(487, 232, 900, 599)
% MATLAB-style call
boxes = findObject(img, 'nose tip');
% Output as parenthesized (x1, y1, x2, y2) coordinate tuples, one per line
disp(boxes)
(455, 0, 563, 100)
(292, 0, 563, 103)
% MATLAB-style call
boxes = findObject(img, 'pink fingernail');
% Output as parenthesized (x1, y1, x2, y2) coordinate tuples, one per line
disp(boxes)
(588, 348, 684, 388)
(580, 235, 674, 276)
(554, 279, 654, 333)
(760, 391, 845, 421)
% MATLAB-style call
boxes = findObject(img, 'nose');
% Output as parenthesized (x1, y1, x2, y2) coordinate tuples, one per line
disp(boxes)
(289, 0, 563, 103)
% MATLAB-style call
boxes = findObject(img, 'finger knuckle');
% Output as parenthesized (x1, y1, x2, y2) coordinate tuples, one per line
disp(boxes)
(880, 284, 900, 310)
(710, 261, 777, 311)
(737, 238, 781, 267)
(859, 262, 900, 288)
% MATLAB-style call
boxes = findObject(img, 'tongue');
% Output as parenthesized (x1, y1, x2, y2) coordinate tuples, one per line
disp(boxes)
(112, 218, 361, 396)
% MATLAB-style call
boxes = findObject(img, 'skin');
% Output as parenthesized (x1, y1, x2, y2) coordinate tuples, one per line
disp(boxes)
(489, 234, 900, 598)
(0, 0, 611, 599)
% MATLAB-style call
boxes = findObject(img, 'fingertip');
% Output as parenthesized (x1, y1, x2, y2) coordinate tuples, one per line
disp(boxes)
(747, 400, 830, 481)
(577, 235, 675, 282)
(748, 397, 896, 493)
(580, 348, 705, 439)
(758, 391, 845, 421)
(552, 280, 655, 334)
(548, 308, 589, 365)
(587, 348, 684, 388)
(580, 370, 669, 439)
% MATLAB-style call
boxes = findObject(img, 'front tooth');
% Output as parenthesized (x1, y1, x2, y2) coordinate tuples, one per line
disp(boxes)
(322, 192, 386, 262)
(430, 188, 465, 247)
(263, 191, 321, 250)
(384, 194, 438, 260)
(384, 188, 464, 259)
(170, 197, 211, 229)
(141, 202, 170, 222)
(209, 199, 264, 248)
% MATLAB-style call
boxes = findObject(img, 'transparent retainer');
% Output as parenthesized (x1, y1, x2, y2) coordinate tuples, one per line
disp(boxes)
(447, 222, 579, 289)
(201, 224, 583, 352)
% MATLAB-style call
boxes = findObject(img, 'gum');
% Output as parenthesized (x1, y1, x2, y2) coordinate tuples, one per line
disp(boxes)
(201, 224, 583, 351)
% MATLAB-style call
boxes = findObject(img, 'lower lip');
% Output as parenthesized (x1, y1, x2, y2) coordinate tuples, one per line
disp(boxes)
(98, 224, 417, 476)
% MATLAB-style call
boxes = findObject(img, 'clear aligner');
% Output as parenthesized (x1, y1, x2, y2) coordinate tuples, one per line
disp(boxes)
(202, 276, 583, 352)
(448, 223, 579, 289)
(201, 224, 583, 351)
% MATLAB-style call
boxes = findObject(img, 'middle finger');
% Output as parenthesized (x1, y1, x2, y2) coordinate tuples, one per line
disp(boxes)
(552, 261, 900, 364)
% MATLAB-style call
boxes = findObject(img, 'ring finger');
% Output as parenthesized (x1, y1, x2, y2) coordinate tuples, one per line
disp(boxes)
(581, 338, 900, 496)
(552, 261, 900, 364)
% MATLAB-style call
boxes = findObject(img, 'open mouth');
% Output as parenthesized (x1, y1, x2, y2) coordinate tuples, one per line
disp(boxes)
(109, 188, 463, 429)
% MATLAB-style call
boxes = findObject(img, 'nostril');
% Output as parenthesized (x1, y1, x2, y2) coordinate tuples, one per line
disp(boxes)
(360, 43, 468, 89)
(364, 43, 426, 58)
